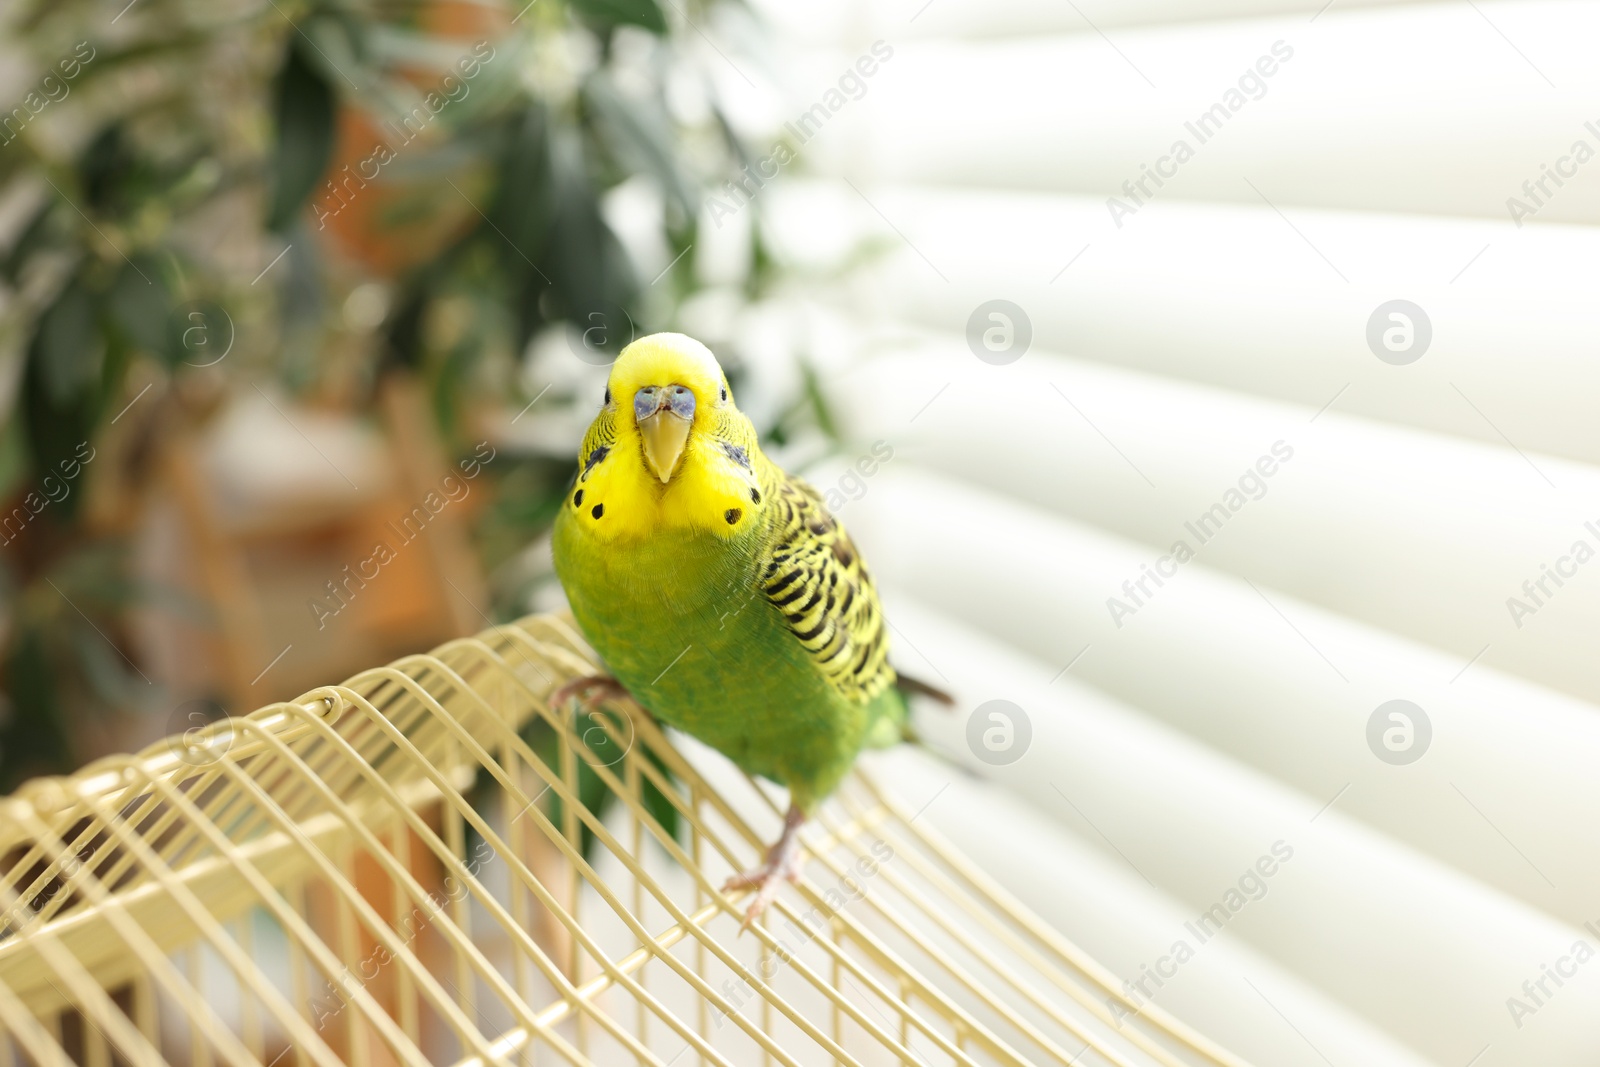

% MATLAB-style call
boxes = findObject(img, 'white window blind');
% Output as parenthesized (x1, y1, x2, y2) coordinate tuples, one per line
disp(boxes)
(737, 1, 1600, 1063)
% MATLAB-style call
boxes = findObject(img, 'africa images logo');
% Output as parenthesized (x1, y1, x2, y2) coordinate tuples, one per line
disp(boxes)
(1106, 41, 1294, 228)
(704, 41, 895, 227)
(1106, 441, 1294, 628)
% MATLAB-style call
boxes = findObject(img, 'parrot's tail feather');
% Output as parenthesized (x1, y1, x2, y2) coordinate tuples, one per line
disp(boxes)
(895, 671, 956, 708)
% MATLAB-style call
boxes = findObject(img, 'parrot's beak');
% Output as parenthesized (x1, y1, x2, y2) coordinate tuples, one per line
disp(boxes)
(634, 385, 696, 483)
(638, 411, 690, 482)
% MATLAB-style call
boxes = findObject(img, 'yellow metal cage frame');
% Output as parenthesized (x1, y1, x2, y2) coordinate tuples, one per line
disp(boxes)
(0, 613, 1252, 1067)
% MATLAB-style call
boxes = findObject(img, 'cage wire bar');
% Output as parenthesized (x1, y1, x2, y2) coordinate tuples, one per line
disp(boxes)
(0, 613, 1255, 1066)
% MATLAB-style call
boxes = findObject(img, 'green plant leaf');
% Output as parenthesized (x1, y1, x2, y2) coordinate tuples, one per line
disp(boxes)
(0, 414, 27, 504)
(570, 0, 667, 34)
(383, 282, 431, 373)
(34, 279, 101, 407)
(266, 36, 336, 234)
(542, 125, 638, 352)
(20, 277, 104, 525)
(494, 106, 554, 252)
(517, 706, 683, 861)
(0, 626, 75, 793)
(488, 104, 555, 346)
(107, 255, 170, 356)
(638, 743, 681, 845)
(0, 202, 59, 284)
(584, 72, 694, 218)
(798, 359, 841, 442)
(80, 124, 135, 216)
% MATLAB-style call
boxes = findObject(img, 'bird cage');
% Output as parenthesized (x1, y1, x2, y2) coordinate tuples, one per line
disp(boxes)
(0, 613, 1251, 1066)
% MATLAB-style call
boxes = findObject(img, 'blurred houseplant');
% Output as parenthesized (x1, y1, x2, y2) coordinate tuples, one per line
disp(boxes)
(0, 0, 774, 789)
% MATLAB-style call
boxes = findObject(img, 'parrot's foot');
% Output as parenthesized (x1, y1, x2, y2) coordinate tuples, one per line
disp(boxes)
(723, 804, 808, 932)
(550, 674, 636, 714)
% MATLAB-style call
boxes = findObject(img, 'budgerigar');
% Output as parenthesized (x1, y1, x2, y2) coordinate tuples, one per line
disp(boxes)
(551, 332, 946, 924)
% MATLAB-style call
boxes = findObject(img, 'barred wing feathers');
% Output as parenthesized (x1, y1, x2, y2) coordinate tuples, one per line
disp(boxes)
(757, 466, 895, 706)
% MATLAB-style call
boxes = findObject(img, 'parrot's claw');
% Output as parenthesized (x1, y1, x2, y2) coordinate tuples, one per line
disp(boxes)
(730, 866, 801, 932)
(723, 803, 808, 932)
(550, 675, 634, 713)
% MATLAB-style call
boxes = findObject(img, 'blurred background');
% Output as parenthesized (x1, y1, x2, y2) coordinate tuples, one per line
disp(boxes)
(5, 0, 1600, 1063)
(0, 0, 826, 780)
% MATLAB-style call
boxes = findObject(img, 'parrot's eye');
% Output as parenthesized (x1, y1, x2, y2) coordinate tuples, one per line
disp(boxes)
(603, 387, 611, 404)
(720, 387, 728, 402)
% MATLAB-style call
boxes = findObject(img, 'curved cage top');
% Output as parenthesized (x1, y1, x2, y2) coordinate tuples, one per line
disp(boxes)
(0, 614, 1250, 1067)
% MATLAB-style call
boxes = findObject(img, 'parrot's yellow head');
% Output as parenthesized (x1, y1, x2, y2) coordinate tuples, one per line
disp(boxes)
(566, 333, 766, 543)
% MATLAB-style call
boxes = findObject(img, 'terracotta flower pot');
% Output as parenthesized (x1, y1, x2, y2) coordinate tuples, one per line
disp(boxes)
(314, 1, 512, 277)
